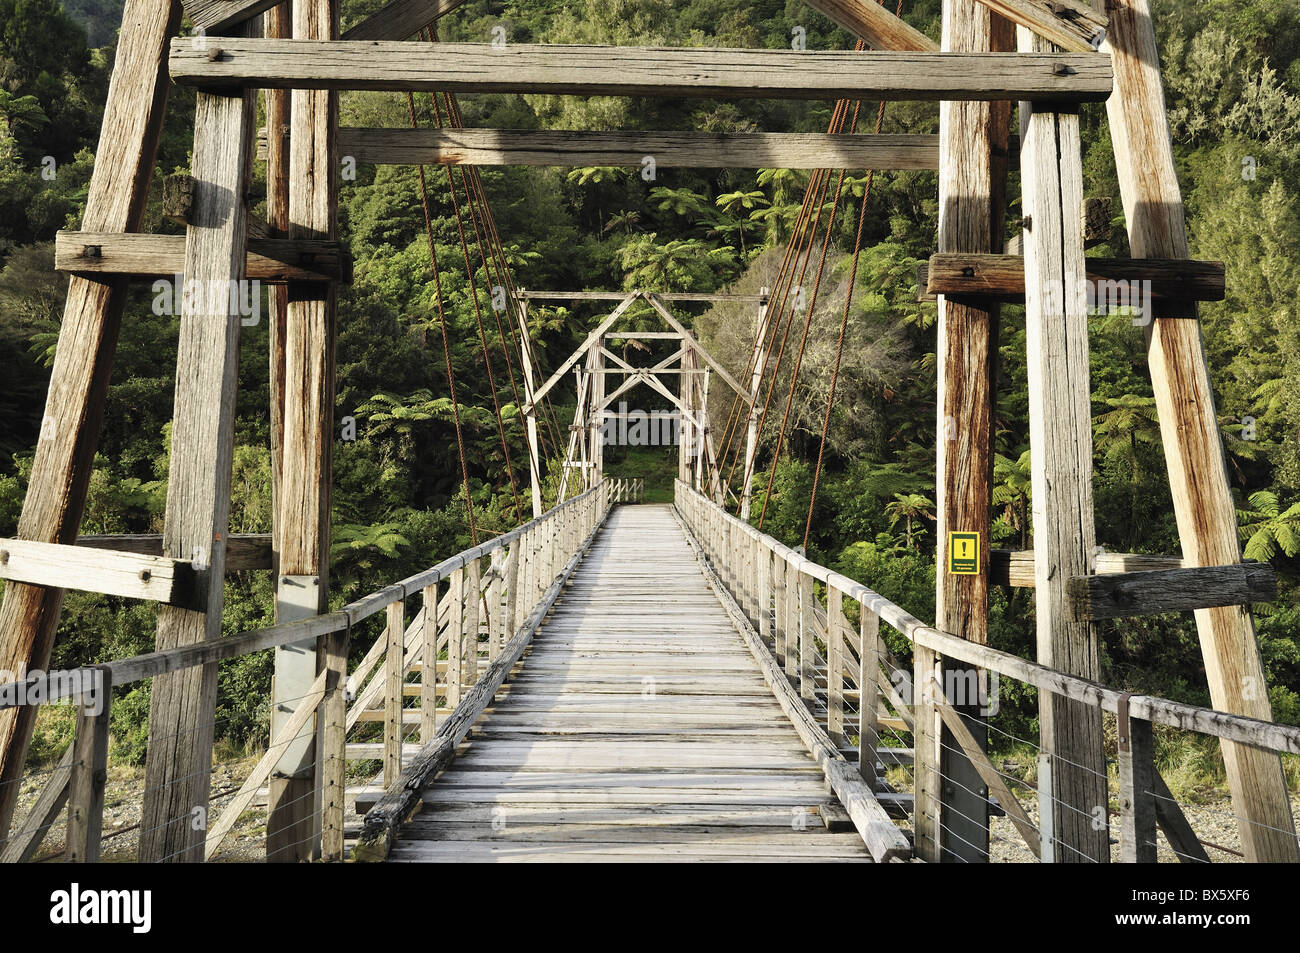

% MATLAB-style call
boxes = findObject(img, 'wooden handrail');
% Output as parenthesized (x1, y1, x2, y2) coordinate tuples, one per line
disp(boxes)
(673, 480, 1300, 755)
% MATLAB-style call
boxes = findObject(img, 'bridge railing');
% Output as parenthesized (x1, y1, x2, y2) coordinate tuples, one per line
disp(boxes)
(0, 479, 615, 863)
(609, 477, 644, 503)
(674, 480, 1300, 863)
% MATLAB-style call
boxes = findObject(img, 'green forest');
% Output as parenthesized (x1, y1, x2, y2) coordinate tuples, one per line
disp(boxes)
(1, 0, 1298, 783)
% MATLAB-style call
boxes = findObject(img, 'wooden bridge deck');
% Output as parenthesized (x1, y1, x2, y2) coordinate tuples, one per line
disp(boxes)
(386, 504, 873, 862)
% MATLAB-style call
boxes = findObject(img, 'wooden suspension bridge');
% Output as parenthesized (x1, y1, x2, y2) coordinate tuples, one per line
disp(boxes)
(0, 0, 1297, 866)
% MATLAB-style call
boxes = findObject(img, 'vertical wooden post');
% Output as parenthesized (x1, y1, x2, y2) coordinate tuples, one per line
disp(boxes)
(741, 290, 771, 521)
(758, 544, 772, 647)
(932, 0, 1012, 864)
(912, 644, 942, 862)
(488, 549, 505, 661)
(590, 348, 605, 489)
(268, 0, 340, 863)
(798, 570, 815, 704)
(772, 551, 786, 660)
(0, 0, 182, 835)
(320, 624, 347, 862)
(784, 559, 799, 675)
(383, 599, 404, 786)
(464, 557, 481, 688)
(519, 314, 544, 518)
(139, 48, 257, 863)
(1117, 699, 1157, 863)
(1105, 0, 1297, 862)
(504, 536, 521, 639)
(65, 668, 112, 863)
(447, 568, 465, 709)
(859, 610, 881, 788)
(1019, 24, 1108, 863)
(421, 581, 440, 743)
(827, 586, 846, 745)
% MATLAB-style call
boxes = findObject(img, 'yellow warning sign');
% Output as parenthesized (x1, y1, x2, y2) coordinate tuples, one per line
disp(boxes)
(947, 532, 980, 575)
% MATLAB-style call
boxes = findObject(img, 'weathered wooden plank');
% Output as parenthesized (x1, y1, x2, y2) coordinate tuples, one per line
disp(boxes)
(802, 0, 938, 51)
(75, 532, 272, 571)
(139, 72, 257, 864)
(184, 0, 278, 33)
(0, 0, 182, 837)
(1105, 0, 1298, 862)
(929, 0, 1011, 864)
(970, 0, 1105, 52)
(342, 0, 467, 41)
(1117, 703, 1157, 862)
(338, 127, 941, 169)
(54, 231, 351, 283)
(1069, 563, 1277, 621)
(0, 745, 74, 863)
(0, 539, 195, 605)
(924, 253, 1224, 300)
(64, 671, 111, 863)
(991, 547, 1185, 586)
(168, 41, 1114, 102)
(1019, 22, 1109, 863)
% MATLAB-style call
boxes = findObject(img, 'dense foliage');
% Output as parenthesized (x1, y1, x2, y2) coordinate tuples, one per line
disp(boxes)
(0, 0, 1296, 764)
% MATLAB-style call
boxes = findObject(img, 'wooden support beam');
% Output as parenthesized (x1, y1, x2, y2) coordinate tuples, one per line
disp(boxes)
(75, 532, 272, 571)
(204, 670, 328, 861)
(970, 0, 1105, 53)
(342, 0, 467, 41)
(528, 294, 637, 410)
(1019, 23, 1108, 863)
(924, 253, 1224, 301)
(1069, 563, 1277, 622)
(0, 0, 182, 839)
(139, 65, 257, 864)
(990, 547, 1184, 586)
(338, 127, 942, 169)
(0, 539, 196, 606)
(169, 41, 1113, 102)
(65, 669, 111, 863)
(0, 744, 74, 862)
(1151, 770, 1212, 863)
(55, 231, 351, 283)
(927, 0, 1012, 864)
(1105, 0, 1299, 862)
(268, 0, 341, 864)
(801, 0, 939, 51)
(184, 0, 279, 33)
(643, 295, 752, 405)
(1117, 700, 1157, 862)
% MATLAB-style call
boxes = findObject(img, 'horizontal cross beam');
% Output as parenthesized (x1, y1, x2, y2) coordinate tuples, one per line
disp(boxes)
(920, 253, 1224, 303)
(337, 128, 941, 169)
(55, 231, 352, 283)
(518, 290, 767, 302)
(169, 42, 1112, 103)
(1069, 564, 1277, 622)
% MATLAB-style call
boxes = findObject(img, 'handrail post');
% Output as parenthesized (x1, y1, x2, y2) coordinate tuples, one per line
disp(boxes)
(1118, 696, 1158, 862)
(447, 567, 465, 710)
(66, 666, 111, 863)
(798, 570, 815, 704)
(757, 543, 772, 648)
(913, 644, 941, 862)
(421, 581, 439, 743)
(773, 552, 786, 660)
(488, 551, 504, 662)
(859, 607, 881, 787)
(827, 585, 846, 746)
(383, 599, 405, 786)
(504, 539, 521, 641)
(783, 558, 798, 674)
(465, 557, 482, 688)
(320, 624, 349, 862)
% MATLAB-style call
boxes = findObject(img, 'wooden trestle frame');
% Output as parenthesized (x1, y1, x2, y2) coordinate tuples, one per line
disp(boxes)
(0, 0, 1293, 864)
